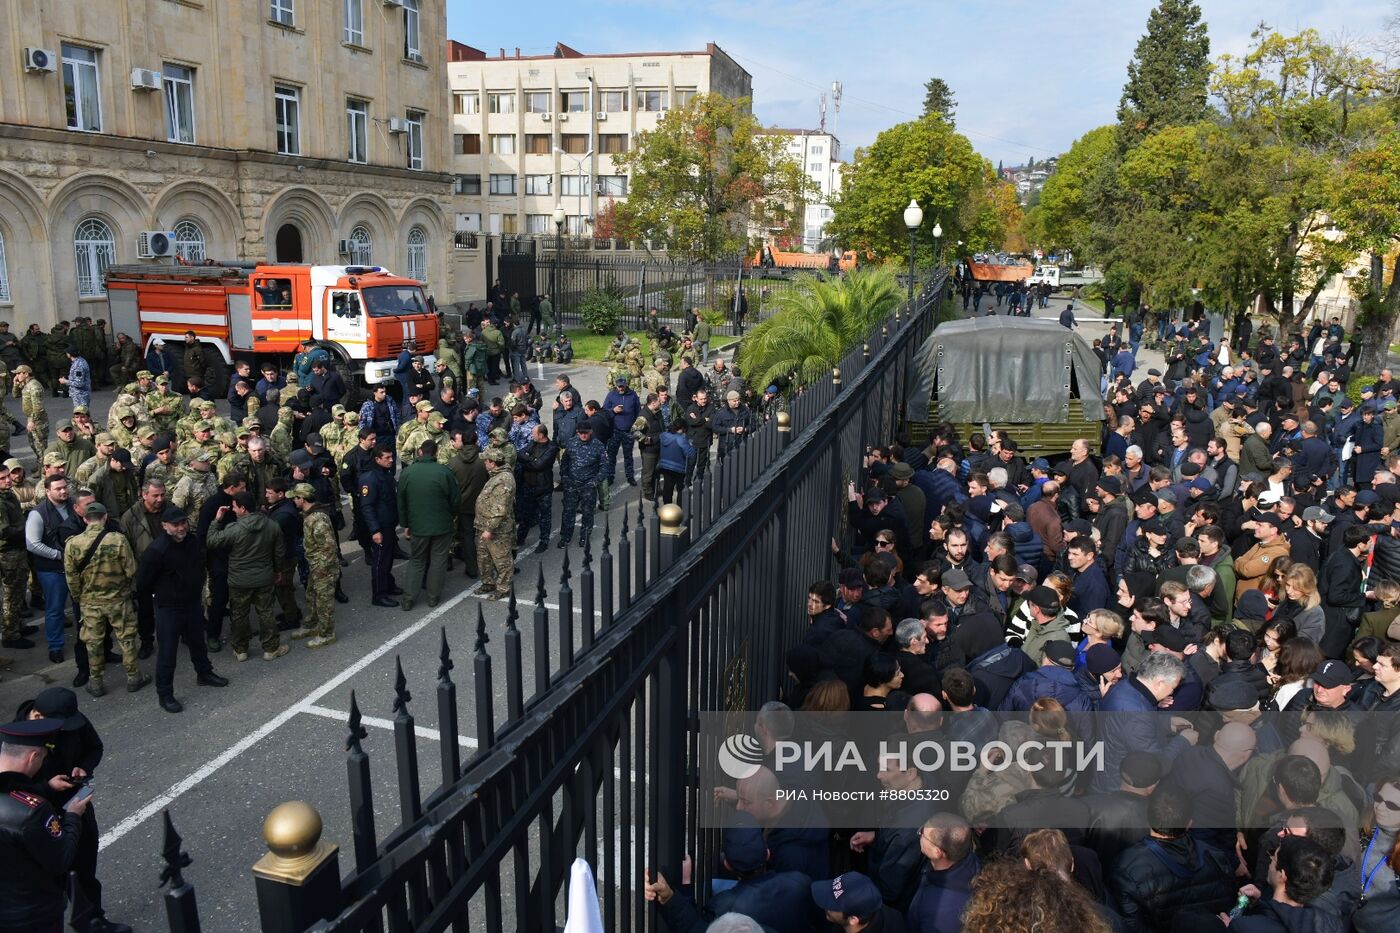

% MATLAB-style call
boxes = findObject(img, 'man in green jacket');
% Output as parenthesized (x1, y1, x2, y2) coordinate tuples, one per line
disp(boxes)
(538, 293, 555, 336)
(207, 491, 288, 661)
(396, 439, 460, 609)
(462, 331, 487, 391)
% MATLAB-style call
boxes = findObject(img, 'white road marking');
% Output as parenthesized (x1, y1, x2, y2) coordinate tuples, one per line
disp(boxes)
(97, 582, 482, 850)
(300, 703, 478, 748)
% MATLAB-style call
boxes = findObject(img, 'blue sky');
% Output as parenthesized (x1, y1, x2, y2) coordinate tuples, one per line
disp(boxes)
(445, 0, 1395, 166)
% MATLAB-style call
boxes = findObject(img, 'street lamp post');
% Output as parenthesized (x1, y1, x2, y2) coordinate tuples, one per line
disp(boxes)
(903, 199, 923, 312)
(932, 220, 943, 266)
(553, 147, 594, 242)
(552, 204, 566, 314)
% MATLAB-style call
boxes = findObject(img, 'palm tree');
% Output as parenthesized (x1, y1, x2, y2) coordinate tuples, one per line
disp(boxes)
(736, 266, 903, 391)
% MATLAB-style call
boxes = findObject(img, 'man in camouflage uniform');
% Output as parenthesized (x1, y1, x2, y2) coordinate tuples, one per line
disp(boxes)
(177, 421, 217, 461)
(0, 371, 20, 455)
(143, 438, 179, 489)
(475, 448, 516, 599)
(73, 434, 116, 487)
(461, 331, 487, 390)
(291, 482, 338, 647)
(558, 422, 605, 548)
(268, 407, 295, 462)
(110, 333, 142, 387)
(641, 358, 671, 397)
(171, 453, 219, 516)
(64, 501, 150, 697)
(145, 375, 183, 434)
(436, 337, 462, 388)
(16, 365, 47, 461)
(397, 400, 435, 462)
(215, 433, 250, 482)
(243, 437, 280, 504)
(108, 406, 140, 448)
(425, 413, 454, 465)
(0, 466, 32, 649)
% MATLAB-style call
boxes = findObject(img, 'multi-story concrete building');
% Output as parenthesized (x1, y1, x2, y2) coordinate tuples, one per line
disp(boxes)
(760, 128, 842, 249)
(446, 41, 751, 240)
(0, 0, 452, 326)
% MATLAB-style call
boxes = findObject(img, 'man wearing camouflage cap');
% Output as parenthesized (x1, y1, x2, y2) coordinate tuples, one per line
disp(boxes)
(397, 399, 435, 462)
(475, 446, 517, 599)
(64, 501, 148, 697)
(291, 482, 338, 647)
(177, 421, 217, 462)
(0, 464, 33, 650)
(72, 434, 116, 487)
(14, 365, 48, 462)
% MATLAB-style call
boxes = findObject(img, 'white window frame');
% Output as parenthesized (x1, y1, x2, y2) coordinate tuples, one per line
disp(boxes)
(487, 93, 515, 114)
(560, 91, 587, 113)
(403, 0, 421, 61)
(455, 92, 479, 115)
(406, 226, 427, 282)
(490, 133, 515, 155)
(524, 174, 552, 195)
(560, 174, 590, 198)
(565, 215, 588, 236)
(347, 99, 369, 163)
(74, 217, 116, 298)
(600, 90, 628, 113)
(0, 230, 10, 302)
(454, 175, 481, 195)
(344, 0, 363, 45)
(674, 89, 697, 108)
(346, 225, 373, 265)
(275, 84, 301, 155)
(270, 0, 294, 26)
(635, 89, 668, 112)
(172, 220, 205, 263)
(597, 175, 627, 197)
(489, 174, 516, 196)
(163, 64, 196, 144)
(524, 91, 550, 114)
(61, 44, 101, 133)
(524, 214, 549, 234)
(405, 109, 424, 170)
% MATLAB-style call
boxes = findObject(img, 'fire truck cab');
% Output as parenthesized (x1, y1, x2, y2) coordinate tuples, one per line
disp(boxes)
(104, 262, 438, 386)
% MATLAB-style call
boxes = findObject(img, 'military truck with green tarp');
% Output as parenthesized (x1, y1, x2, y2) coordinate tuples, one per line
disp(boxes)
(905, 316, 1106, 459)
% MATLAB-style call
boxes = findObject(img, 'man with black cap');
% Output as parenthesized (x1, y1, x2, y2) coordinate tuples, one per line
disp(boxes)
(1020, 585, 1075, 665)
(1082, 750, 1162, 869)
(1233, 512, 1291, 600)
(17, 688, 130, 933)
(0, 718, 92, 933)
(135, 505, 229, 713)
(811, 871, 905, 931)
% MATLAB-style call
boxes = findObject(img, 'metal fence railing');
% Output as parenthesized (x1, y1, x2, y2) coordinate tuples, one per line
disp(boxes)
(155, 270, 952, 933)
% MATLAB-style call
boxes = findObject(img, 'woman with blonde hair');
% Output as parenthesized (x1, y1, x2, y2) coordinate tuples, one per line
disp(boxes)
(1075, 608, 1124, 671)
(1282, 564, 1324, 644)
(961, 856, 1111, 933)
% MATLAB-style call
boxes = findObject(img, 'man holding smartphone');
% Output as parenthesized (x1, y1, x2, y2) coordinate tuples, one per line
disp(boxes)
(0, 717, 95, 933)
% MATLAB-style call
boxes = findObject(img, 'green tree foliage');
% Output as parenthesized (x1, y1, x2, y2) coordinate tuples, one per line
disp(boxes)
(827, 117, 1003, 262)
(611, 94, 813, 262)
(735, 266, 902, 391)
(1031, 126, 1115, 259)
(1333, 133, 1400, 372)
(1117, 0, 1211, 145)
(922, 77, 957, 125)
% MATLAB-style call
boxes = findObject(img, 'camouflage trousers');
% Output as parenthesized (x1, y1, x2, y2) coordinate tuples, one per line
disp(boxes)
(305, 569, 336, 638)
(273, 559, 299, 620)
(28, 418, 48, 462)
(80, 599, 139, 678)
(229, 586, 279, 654)
(0, 549, 27, 639)
(476, 531, 515, 596)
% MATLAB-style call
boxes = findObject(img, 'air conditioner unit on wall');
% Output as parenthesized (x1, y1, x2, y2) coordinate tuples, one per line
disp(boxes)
(24, 48, 57, 73)
(558, 113, 569, 122)
(595, 111, 607, 121)
(541, 113, 551, 122)
(138, 231, 176, 259)
(383, 0, 404, 7)
(387, 118, 408, 134)
(131, 68, 162, 91)
(338, 239, 353, 256)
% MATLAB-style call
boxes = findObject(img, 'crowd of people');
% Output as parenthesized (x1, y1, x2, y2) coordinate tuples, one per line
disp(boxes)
(646, 313, 1400, 932)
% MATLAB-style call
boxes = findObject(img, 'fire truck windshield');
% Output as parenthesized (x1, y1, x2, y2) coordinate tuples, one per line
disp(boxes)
(360, 284, 429, 318)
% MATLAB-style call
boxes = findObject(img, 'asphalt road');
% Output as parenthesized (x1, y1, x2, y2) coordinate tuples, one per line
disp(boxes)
(0, 356, 653, 933)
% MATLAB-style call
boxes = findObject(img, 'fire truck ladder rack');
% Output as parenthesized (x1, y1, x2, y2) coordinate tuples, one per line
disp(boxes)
(105, 262, 258, 280)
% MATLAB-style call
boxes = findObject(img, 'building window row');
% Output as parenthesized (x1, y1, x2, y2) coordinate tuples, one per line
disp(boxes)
(458, 88, 695, 117)
(452, 133, 631, 155)
(464, 174, 629, 198)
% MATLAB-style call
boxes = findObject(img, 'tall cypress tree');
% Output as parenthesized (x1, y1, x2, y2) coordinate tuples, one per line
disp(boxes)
(1117, 0, 1210, 145)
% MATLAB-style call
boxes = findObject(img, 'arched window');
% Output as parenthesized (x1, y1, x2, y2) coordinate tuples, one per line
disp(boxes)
(406, 226, 427, 282)
(173, 220, 205, 263)
(0, 229, 10, 302)
(347, 224, 373, 265)
(74, 217, 116, 297)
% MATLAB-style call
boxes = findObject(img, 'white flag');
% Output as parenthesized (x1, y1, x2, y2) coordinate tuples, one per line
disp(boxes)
(562, 858, 605, 933)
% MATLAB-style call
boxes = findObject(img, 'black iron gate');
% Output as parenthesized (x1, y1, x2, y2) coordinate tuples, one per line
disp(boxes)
(154, 272, 951, 933)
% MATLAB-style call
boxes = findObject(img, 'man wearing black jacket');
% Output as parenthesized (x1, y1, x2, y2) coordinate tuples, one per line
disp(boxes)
(674, 355, 706, 410)
(135, 506, 229, 713)
(682, 388, 715, 478)
(516, 424, 557, 554)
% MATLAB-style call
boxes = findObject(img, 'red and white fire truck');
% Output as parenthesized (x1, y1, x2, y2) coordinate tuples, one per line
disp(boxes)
(104, 262, 438, 385)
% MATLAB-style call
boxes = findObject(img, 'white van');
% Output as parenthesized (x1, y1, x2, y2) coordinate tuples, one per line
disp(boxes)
(1029, 265, 1060, 288)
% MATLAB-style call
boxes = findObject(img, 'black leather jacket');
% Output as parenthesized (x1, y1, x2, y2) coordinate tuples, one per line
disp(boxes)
(0, 771, 83, 929)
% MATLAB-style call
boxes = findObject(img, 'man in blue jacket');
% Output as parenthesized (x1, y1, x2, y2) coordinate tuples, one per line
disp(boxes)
(359, 445, 400, 607)
(1093, 652, 1198, 793)
(601, 374, 640, 486)
(907, 812, 979, 933)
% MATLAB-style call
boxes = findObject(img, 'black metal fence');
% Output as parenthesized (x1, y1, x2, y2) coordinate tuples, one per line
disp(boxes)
(156, 270, 950, 933)
(492, 244, 813, 336)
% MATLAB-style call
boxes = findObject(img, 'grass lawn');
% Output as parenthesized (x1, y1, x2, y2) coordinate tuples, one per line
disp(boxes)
(564, 328, 740, 362)
(1077, 297, 1107, 314)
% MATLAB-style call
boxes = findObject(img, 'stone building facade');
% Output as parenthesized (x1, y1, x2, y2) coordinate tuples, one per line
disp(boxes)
(0, 0, 453, 328)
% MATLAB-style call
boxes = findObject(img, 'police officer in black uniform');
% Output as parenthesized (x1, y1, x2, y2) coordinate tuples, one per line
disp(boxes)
(0, 717, 90, 933)
(360, 444, 400, 607)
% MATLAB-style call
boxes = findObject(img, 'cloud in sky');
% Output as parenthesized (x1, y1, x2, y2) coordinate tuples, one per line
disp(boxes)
(445, 0, 1395, 165)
